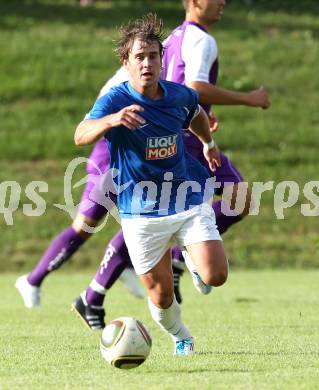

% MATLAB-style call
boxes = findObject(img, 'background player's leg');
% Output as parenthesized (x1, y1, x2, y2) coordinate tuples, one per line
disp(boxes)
(84, 230, 138, 307)
(26, 226, 85, 287)
(72, 230, 144, 329)
(15, 214, 100, 308)
(171, 247, 185, 304)
(213, 182, 253, 233)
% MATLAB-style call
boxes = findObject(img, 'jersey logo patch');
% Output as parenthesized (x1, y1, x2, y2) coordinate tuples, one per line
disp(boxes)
(146, 134, 178, 160)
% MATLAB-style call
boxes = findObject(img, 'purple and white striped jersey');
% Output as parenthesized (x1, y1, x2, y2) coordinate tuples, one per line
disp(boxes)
(162, 20, 219, 154)
(162, 20, 219, 115)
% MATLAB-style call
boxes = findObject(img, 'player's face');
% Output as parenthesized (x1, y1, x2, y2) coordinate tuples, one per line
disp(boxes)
(124, 39, 162, 91)
(196, 0, 225, 25)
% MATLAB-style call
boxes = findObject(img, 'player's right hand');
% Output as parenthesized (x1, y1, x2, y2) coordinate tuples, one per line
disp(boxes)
(247, 87, 271, 109)
(203, 143, 221, 172)
(208, 111, 219, 133)
(112, 105, 145, 130)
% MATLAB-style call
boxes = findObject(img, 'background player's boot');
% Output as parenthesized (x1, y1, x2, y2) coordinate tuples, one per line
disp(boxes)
(15, 275, 41, 308)
(174, 337, 194, 356)
(72, 292, 105, 330)
(172, 265, 184, 304)
(118, 268, 145, 299)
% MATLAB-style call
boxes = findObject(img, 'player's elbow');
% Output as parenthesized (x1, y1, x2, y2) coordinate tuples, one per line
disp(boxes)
(74, 124, 87, 146)
(74, 131, 83, 146)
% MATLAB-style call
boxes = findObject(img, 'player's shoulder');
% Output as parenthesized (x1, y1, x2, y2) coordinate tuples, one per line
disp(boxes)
(98, 81, 130, 102)
(184, 24, 217, 48)
(99, 67, 129, 97)
(162, 80, 197, 101)
(162, 79, 188, 92)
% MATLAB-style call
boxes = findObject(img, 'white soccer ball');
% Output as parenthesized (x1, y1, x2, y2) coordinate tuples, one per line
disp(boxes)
(100, 317, 152, 369)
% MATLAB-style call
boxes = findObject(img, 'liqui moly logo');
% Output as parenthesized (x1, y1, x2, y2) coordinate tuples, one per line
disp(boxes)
(146, 134, 178, 160)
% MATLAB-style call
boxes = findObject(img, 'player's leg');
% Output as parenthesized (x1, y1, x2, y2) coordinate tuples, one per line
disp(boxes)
(72, 229, 144, 329)
(121, 216, 194, 356)
(172, 153, 250, 298)
(213, 153, 252, 233)
(14, 159, 111, 308)
(177, 204, 228, 292)
(84, 229, 144, 305)
(185, 240, 228, 287)
(15, 212, 103, 308)
(140, 250, 193, 356)
(171, 247, 185, 304)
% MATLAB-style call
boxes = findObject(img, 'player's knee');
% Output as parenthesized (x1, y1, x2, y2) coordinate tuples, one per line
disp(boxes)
(212, 270, 228, 286)
(72, 214, 99, 239)
(148, 285, 173, 309)
(202, 268, 228, 287)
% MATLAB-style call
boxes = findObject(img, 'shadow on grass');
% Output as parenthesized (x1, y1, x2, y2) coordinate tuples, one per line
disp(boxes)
(235, 297, 260, 303)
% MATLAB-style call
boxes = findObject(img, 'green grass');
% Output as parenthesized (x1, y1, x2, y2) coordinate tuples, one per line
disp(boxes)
(1, 271, 319, 389)
(0, 0, 318, 270)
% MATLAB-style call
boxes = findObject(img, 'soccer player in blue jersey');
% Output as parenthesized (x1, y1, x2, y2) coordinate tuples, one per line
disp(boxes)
(74, 14, 228, 356)
(16, 0, 270, 324)
(72, 0, 270, 317)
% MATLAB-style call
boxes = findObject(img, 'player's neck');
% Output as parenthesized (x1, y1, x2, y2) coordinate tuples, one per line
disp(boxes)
(131, 82, 163, 100)
(185, 15, 210, 31)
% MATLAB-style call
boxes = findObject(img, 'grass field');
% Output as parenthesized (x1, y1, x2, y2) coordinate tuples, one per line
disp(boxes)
(1, 1, 318, 389)
(1, 270, 319, 389)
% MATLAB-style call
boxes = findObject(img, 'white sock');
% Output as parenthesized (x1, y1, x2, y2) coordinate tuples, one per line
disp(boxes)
(148, 296, 192, 341)
(182, 250, 197, 273)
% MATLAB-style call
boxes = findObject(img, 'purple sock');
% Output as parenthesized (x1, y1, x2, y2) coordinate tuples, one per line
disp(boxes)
(213, 200, 242, 234)
(27, 227, 85, 287)
(85, 229, 130, 307)
(172, 246, 184, 264)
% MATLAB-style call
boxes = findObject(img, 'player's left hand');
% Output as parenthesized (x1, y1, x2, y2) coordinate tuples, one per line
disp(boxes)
(208, 111, 219, 133)
(247, 86, 271, 109)
(203, 144, 221, 172)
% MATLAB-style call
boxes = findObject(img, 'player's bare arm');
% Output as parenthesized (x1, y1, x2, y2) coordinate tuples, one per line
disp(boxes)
(74, 104, 144, 145)
(189, 106, 221, 172)
(188, 81, 271, 109)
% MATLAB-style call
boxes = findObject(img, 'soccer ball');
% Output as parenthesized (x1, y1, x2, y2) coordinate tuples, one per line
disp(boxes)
(100, 317, 152, 369)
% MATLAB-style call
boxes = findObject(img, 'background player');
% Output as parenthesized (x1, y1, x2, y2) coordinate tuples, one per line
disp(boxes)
(15, 132, 145, 310)
(164, 0, 270, 278)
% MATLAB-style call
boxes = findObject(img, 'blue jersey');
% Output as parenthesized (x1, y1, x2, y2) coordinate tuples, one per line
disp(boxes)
(87, 80, 212, 218)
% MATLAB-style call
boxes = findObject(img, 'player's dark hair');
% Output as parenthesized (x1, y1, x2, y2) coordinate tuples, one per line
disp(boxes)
(116, 13, 164, 62)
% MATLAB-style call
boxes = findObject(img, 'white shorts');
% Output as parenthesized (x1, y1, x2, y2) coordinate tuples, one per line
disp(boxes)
(121, 204, 221, 275)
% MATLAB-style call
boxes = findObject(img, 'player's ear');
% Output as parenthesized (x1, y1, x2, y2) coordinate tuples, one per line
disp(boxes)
(193, 0, 200, 9)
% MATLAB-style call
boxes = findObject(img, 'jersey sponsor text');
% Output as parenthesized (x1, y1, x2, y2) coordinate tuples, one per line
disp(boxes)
(146, 134, 178, 160)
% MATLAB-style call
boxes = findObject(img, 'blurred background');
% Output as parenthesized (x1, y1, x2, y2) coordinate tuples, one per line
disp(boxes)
(1, 0, 318, 272)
